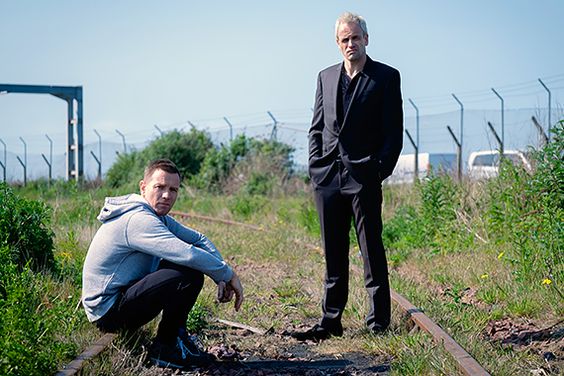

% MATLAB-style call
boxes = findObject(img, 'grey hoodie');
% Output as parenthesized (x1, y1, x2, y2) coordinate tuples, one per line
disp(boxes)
(82, 194, 233, 322)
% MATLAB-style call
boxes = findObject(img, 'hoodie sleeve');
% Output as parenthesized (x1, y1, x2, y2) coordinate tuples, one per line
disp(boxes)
(163, 215, 225, 262)
(125, 211, 233, 283)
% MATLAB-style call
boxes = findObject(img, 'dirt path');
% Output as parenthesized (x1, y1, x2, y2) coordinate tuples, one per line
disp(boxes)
(160, 325, 391, 375)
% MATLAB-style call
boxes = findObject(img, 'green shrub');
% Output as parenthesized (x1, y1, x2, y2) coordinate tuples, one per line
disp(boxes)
(297, 198, 320, 238)
(143, 129, 213, 179)
(186, 302, 208, 333)
(382, 204, 423, 251)
(106, 129, 213, 188)
(227, 194, 268, 220)
(486, 121, 563, 285)
(105, 150, 143, 189)
(0, 246, 81, 376)
(0, 183, 54, 270)
(243, 172, 274, 195)
(383, 121, 563, 291)
(192, 135, 295, 194)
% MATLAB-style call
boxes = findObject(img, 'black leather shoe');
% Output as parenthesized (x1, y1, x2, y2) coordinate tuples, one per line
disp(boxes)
(290, 324, 343, 342)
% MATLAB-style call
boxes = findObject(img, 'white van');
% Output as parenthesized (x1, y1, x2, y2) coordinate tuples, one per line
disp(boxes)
(467, 150, 532, 179)
(387, 153, 457, 184)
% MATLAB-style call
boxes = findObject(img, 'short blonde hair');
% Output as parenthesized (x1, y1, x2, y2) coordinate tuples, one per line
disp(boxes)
(335, 12, 368, 38)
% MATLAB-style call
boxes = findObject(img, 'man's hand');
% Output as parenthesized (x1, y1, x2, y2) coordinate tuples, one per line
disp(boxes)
(217, 281, 233, 303)
(217, 271, 244, 311)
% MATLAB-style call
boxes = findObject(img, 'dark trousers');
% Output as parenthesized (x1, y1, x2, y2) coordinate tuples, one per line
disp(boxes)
(95, 259, 204, 344)
(313, 162, 390, 331)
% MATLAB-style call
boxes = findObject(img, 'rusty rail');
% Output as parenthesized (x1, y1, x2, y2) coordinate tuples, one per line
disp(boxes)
(54, 333, 116, 376)
(173, 211, 490, 376)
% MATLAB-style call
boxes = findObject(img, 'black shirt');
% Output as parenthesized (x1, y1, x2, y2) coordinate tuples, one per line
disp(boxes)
(337, 65, 362, 127)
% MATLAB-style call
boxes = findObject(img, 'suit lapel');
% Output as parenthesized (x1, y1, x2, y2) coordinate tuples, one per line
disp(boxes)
(329, 64, 341, 128)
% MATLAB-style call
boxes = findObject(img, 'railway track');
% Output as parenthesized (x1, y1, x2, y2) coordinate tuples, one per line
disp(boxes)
(56, 210, 490, 376)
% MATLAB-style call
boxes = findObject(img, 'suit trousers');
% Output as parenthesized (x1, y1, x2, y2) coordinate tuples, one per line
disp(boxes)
(94, 259, 204, 344)
(313, 161, 391, 331)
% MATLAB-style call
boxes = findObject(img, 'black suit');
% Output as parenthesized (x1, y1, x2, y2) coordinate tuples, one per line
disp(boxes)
(308, 56, 403, 331)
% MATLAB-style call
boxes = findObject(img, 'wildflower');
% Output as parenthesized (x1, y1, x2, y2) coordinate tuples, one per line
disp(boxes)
(480, 273, 488, 279)
(542, 278, 552, 285)
(497, 252, 504, 260)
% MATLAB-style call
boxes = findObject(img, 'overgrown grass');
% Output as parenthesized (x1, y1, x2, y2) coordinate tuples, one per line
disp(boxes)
(3, 123, 562, 375)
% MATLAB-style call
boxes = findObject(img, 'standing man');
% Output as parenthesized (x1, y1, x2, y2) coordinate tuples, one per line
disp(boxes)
(82, 159, 244, 369)
(292, 12, 403, 341)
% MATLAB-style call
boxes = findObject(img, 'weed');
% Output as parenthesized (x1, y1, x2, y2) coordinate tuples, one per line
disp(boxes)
(0, 183, 55, 270)
(186, 302, 209, 333)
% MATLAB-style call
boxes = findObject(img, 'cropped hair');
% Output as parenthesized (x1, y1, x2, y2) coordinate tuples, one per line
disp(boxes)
(335, 12, 368, 38)
(144, 159, 182, 181)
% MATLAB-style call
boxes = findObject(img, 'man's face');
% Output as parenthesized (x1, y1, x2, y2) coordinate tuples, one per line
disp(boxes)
(139, 169, 180, 216)
(336, 22, 368, 63)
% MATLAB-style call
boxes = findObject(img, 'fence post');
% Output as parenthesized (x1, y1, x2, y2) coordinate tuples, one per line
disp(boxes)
(487, 121, 503, 153)
(93, 129, 102, 179)
(41, 154, 51, 187)
(267, 111, 278, 141)
(223, 117, 234, 141)
(0, 138, 6, 182)
(491, 88, 504, 151)
(538, 78, 551, 141)
(408, 99, 420, 181)
(531, 116, 549, 147)
(452, 93, 464, 156)
(154, 124, 164, 136)
(446, 125, 462, 181)
(19, 137, 27, 186)
(90, 151, 101, 182)
(115, 129, 127, 154)
(405, 129, 418, 182)
(45, 134, 53, 184)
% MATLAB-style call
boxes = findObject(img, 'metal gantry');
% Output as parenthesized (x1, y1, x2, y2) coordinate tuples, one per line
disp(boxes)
(0, 84, 84, 181)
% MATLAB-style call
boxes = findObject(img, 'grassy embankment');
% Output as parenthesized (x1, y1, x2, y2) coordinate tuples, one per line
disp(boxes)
(2, 123, 562, 375)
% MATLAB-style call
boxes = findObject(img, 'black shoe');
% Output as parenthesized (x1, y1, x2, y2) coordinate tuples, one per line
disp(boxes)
(291, 324, 343, 342)
(177, 329, 215, 365)
(148, 340, 190, 369)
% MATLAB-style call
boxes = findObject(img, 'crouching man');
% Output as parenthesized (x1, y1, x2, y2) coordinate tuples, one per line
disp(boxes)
(82, 158, 243, 369)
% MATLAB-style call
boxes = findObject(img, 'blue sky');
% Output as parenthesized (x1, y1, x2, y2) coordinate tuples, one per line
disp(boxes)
(0, 0, 563, 171)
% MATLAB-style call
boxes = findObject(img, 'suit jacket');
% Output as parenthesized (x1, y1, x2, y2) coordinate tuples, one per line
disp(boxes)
(308, 56, 403, 186)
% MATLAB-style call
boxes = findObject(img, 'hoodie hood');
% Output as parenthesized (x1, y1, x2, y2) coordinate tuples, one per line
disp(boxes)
(97, 194, 152, 223)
